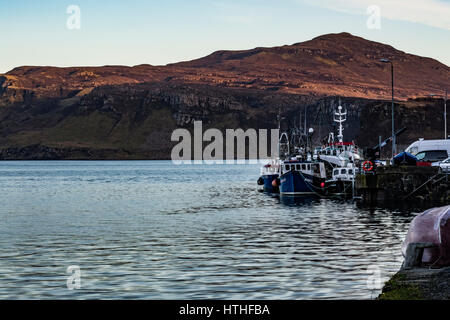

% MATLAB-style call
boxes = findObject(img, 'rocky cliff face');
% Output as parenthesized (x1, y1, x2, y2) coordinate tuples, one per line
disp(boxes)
(0, 81, 446, 159)
(0, 33, 448, 160)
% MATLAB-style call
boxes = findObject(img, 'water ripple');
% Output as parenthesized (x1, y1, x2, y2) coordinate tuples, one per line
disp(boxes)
(0, 161, 419, 299)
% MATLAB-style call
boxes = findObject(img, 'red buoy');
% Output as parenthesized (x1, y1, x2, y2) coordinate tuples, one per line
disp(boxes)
(363, 160, 374, 172)
(272, 178, 280, 187)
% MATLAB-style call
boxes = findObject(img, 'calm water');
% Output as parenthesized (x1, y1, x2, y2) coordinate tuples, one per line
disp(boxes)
(0, 161, 420, 299)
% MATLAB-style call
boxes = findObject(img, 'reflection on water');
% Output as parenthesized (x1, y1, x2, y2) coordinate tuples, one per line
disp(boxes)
(278, 195, 321, 207)
(0, 161, 421, 299)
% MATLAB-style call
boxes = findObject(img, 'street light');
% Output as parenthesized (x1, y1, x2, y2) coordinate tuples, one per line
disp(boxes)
(446, 90, 448, 139)
(429, 90, 448, 139)
(380, 58, 396, 157)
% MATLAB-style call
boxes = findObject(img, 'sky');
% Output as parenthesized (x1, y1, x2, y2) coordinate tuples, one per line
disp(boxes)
(0, 0, 449, 73)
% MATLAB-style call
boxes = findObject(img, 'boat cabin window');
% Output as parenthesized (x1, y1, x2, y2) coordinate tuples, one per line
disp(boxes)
(313, 164, 320, 174)
(296, 164, 301, 171)
(307, 164, 311, 170)
(348, 169, 353, 175)
(333, 150, 337, 156)
(285, 165, 290, 171)
(333, 169, 339, 175)
(341, 169, 347, 174)
(302, 164, 306, 170)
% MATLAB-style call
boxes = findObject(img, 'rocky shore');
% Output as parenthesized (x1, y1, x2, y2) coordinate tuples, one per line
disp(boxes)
(0, 82, 446, 160)
(379, 267, 450, 300)
(379, 206, 450, 300)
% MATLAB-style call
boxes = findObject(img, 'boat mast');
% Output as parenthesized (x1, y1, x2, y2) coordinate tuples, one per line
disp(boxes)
(334, 101, 347, 143)
(277, 106, 281, 158)
(304, 106, 307, 136)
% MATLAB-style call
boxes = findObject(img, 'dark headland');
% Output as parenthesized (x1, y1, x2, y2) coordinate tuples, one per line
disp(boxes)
(0, 32, 448, 160)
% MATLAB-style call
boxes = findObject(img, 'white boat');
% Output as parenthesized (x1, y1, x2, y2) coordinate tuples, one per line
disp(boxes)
(316, 105, 362, 196)
(317, 105, 362, 167)
(325, 164, 359, 196)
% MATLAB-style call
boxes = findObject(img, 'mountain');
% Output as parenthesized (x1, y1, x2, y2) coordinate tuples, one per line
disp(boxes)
(1, 32, 448, 105)
(172, 32, 448, 99)
(0, 33, 448, 159)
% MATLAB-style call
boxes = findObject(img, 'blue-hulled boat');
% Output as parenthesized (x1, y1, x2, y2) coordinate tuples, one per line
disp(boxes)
(257, 106, 329, 196)
(258, 102, 365, 199)
(258, 160, 281, 193)
(279, 158, 327, 196)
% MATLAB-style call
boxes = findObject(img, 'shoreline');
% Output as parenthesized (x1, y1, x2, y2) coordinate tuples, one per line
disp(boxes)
(379, 267, 450, 300)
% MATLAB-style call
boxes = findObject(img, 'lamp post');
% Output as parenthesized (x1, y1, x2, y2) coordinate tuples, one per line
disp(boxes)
(429, 90, 448, 139)
(380, 58, 396, 157)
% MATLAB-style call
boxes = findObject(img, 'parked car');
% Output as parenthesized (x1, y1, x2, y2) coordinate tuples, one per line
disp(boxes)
(432, 157, 450, 172)
(405, 139, 450, 159)
(415, 150, 449, 163)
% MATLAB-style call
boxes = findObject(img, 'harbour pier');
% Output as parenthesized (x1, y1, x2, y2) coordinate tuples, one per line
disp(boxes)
(355, 166, 450, 206)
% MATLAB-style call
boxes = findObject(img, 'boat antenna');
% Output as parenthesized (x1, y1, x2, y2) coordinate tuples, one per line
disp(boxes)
(304, 105, 307, 136)
(277, 106, 281, 158)
(299, 111, 302, 133)
(334, 98, 347, 143)
(277, 106, 281, 131)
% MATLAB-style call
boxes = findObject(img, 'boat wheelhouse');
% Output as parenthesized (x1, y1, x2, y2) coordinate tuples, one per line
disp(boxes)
(325, 164, 359, 196)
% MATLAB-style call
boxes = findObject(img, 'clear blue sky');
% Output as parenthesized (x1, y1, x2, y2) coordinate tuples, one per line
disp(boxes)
(1, 0, 449, 73)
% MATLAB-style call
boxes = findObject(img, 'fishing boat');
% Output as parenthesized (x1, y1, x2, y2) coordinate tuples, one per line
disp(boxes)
(317, 105, 362, 197)
(258, 110, 285, 194)
(258, 103, 361, 198)
(258, 159, 281, 193)
(279, 158, 327, 196)
(325, 165, 358, 197)
(257, 114, 307, 194)
(258, 120, 327, 196)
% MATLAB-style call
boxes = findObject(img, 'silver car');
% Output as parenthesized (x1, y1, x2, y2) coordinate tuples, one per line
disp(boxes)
(432, 157, 450, 172)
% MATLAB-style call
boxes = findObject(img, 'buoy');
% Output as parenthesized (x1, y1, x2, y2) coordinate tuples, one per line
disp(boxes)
(363, 160, 374, 172)
(320, 182, 325, 188)
(272, 178, 280, 187)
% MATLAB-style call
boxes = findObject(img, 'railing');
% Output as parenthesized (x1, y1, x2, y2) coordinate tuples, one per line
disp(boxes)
(402, 171, 448, 200)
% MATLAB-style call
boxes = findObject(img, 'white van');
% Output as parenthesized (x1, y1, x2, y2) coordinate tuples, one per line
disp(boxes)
(405, 139, 450, 162)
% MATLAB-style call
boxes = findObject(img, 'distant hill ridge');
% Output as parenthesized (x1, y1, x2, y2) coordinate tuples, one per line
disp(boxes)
(1, 32, 449, 103)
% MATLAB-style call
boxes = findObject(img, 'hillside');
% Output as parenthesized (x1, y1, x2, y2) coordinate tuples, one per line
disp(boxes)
(0, 32, 448, 159)
(1, 33, 448, 103)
